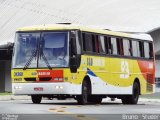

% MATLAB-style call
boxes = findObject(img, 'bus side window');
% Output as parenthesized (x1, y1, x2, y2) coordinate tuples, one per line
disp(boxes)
(139, 41, 144, 57)
(149, 43, 153, 59)
(82, 33, 93, 52)
(123, 39, 130, 56)
(110, 37, 117, 55)
(132, 40, 138, 57)
(105, 37, 112, 54)
(117, 38, 124, 55)
(82, 33, 86, 51)
(129, 40, 133, 56)
(144, 42, 150, 59)
(92, 35, 99, 53)
(104, 36, 108, 54)
(98, 35, 106, 54)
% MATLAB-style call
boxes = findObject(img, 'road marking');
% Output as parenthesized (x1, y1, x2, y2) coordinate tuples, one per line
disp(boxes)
(75, 115, 98, 120)
(57, 110, 65, 112)
(48, 106, 80, 114)
(48, 108, 56, 110)
(48, 106, 99, 120)
(48, 109, 72, 114)
(48, 108, 98, 120)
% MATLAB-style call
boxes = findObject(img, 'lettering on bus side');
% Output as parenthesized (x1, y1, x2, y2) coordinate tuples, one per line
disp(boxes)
(93, 58, 105, 67)
(120, 60, 130, 79)
(87, 57, 105, 67)
(87, 58, 93, 66)
(38, 71, 51, 76)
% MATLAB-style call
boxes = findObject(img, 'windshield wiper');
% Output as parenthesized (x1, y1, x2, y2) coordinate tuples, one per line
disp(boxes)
(40, 51, 52, 70)
(23, 48, 37, 70)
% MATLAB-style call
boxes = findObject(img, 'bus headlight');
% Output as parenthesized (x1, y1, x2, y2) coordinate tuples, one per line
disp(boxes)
(59, 86, 63, 89)
(55, 86, 63, 89)
(14, 86, 22, 90)
(55, 86, 59, 89)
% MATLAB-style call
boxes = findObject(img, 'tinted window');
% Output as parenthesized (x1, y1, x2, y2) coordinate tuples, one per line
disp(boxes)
(129, 40, 133, 56)
(104, 37, 108, 54)
(98, 36, 106, 54)
(117, 38, 123, 55)
(92, 35, 97, 53)
(82, 33, 93, 52)
(111, 37, 117, 55)
(149, 43, 154, 59)
(132, 41, 138, 57)
(106, 37, 112, 54)
(123, 39, 130, 56)
(144, 42, 150, 58)
(139, 41, 144, 57)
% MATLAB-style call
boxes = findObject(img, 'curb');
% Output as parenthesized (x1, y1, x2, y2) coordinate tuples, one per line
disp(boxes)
(103, 98, 160, 103)
(139, 98, 160, 102)
(0, 95, 30, 101)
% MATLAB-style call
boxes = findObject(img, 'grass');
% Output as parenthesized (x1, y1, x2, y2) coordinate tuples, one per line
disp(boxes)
(0, 92, 12, 95)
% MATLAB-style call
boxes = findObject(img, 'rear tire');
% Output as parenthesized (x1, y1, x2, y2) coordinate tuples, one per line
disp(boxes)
(31, 95, 42, 104)
(77, 80, 90, 105)
(122, 82, 140, 104)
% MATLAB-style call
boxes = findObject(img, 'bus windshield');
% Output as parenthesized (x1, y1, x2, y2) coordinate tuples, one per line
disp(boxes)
(12, 32, 69, 69)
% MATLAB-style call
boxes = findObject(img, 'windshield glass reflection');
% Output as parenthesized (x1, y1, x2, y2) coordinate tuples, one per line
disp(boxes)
(12, 32, 68, 69)
(12, 33, 39, 68)
(39, 32, 68, 68)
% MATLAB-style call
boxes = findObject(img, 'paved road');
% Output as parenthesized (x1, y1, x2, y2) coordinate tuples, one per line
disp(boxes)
(0, 99, 160, 120)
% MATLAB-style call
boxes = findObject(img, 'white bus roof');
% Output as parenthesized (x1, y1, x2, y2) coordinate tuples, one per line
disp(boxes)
(17, 24, 153, 41)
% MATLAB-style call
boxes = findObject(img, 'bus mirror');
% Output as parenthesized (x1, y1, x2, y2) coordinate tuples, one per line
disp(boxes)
(70, 38, 77, 56)
(70, 31, 78, 73)
(70, 56, 77, 73)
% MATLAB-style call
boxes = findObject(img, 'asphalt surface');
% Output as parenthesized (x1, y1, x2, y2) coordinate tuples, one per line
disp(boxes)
(0, 99, 160, 120)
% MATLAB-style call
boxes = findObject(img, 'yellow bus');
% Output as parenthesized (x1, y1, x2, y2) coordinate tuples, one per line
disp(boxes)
(12, 24, 155, 105)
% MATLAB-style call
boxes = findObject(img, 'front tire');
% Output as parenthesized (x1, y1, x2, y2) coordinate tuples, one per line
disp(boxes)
(122, 82, 140, 104)
(31, 95, 42, 104)
(77, 80, 90, 105)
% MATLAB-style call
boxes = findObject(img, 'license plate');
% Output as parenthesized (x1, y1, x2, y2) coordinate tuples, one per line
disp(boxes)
(34, 87, 43, 91)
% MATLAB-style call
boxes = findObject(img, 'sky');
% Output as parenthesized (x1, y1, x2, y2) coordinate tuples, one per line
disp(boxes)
(0, 0, 160, 44)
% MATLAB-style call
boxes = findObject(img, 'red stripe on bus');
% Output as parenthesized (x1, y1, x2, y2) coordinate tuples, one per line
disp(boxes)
(137, 60, 155, 84)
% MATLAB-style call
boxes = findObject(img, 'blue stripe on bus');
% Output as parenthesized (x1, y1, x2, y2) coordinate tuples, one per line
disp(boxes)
(87, 68, 97, 77)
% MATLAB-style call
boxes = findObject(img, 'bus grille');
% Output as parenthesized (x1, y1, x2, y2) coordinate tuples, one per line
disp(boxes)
(39, 77, 52, 81)
(24, 78, 36, 81)
(24, 77, 52, 81)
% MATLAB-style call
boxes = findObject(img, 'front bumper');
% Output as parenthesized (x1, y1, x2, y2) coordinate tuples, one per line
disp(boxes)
(12, 82, 81, 95)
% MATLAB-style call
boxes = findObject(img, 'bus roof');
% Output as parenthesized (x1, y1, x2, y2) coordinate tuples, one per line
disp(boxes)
(17, 24, 153, 41)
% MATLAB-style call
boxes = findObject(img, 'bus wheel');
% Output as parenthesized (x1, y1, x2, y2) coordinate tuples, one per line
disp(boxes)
(77, 80, 90, 105)
(31, 95, 42, 104)
(121, 82, 140, 104)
